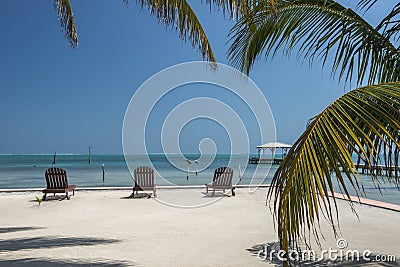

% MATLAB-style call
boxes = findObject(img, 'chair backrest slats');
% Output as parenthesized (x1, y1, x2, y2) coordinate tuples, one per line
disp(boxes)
(134, 166, 154, 188)
(212, 167, 233, 186)
(45, 168, 68, 189)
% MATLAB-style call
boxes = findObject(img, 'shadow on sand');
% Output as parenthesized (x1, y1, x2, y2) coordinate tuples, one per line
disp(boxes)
(0, 258, 135, 266)
(120, 193, 153, 199)
(0, 236, 120, 252)
(0, 231, 132, 266)
(247, 242, 399, 266)
(201, 192, 232, 198)
(0, 227, 43, 234)
(32, 195, 70, 201)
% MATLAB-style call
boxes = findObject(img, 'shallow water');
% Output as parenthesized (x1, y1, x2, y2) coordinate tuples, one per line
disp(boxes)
(0, 154, 399, 205)
(0, 154, 275, 188)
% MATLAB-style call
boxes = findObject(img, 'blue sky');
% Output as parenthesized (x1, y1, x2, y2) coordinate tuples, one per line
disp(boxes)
(0, 0, 391, 154)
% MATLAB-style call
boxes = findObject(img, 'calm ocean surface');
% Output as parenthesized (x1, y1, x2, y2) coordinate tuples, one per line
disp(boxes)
(0, 154, 399, 205)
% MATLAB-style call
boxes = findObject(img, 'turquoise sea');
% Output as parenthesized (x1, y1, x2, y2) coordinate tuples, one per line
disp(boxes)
(0, 154, 399, 205)
(0, 154, 275, 188)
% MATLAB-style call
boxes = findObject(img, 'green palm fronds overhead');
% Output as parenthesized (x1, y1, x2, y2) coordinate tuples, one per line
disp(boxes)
(137, 0, 216, 62)
(227, 0, 400, 262)
(268, 81, 400, 256)
(54, 0, 78, 48)
(376, 2, 400, 42)
(228, 0, 400, 85)
(49, 0, 400, 264)
(52, 0, 281, 61)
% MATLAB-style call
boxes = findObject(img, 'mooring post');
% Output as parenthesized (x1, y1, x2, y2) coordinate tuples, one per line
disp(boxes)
(88, 146, 91, 164)
(52, 151, 57, 166)
(102, 164, 105, 184)
(186, 159, 191, 180)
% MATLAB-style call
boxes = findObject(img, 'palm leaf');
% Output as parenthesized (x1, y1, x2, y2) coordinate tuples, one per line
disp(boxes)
(203, 0, 279, 19)
(136, 0, 283, 62)
(137, 0, 217, 62)
(357, 0, 377, 11)
(267, 81, 400, 261)
(52, 0, 280, 61)
(228, 0, 400, 85)
(54, 0, 78, 47)
(376, 2, 400, 42)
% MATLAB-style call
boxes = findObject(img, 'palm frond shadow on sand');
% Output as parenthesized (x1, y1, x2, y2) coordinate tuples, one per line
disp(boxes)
(28, 195, 68, 202)
(0, 258, 135, 266)
(201, 192, 232, 198)
(247, 242, 399, 266)
(0, 236, 120, 252)
(0, 227, 43, 234)
(120, 193, 153, 199)
(0, 235, 134, 266)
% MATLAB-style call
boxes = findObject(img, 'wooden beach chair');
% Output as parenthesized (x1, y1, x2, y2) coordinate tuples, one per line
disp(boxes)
(205, 167, 235, 196)
(42, 167, 76, 200)
(133, 166, 157, 198)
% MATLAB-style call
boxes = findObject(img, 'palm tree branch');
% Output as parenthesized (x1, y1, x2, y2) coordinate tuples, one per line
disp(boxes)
(137, 0, 216, 62)
(228, 0, 400, 85)
(53, 0, 78, 47)
(357, 0, 377, 12)
(267, 81, 400, 260)
(376, 2, 400, 42)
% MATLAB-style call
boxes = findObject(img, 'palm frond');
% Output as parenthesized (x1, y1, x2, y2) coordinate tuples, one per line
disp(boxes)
(267, 81, 400, 261)
(138, 0, 216, 62)
(228, 0, 400, 85)
(52, 0, 280, 60)
(357, 0, 377, 12)
(376, 2, 400, 42)
(54, 0, 78, 48)
(136, 0, 282, 62)
(204, 0, 278, 19)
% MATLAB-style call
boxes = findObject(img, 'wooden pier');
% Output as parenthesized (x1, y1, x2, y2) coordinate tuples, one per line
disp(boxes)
(249, 159, 400, 174)
(249, 157, 284, 164)
(252, 142, 292, 165)
(351, 164, 400, 175)
(329, 192, 400, 212)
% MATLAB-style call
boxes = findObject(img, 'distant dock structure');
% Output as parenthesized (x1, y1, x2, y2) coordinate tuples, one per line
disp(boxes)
(248, 157, 284, 164)
(249, 142, 292, 165)
(343, 163, 400, 176)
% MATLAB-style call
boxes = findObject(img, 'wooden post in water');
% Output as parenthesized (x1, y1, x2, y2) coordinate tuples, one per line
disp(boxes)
(88, 146, 91, 164)
(102, 164, 105, 184)
(52, 151, 57, 166)
(186, 160, 191, 180)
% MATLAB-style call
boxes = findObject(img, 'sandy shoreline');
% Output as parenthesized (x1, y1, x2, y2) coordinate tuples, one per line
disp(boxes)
(0, 188, 399, 266)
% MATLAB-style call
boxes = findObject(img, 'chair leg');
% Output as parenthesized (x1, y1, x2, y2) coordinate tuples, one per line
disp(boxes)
(66, 192, 70, 200)
(232, 187, 236, 196)
(154, 188, 157, 198)
(42, 194, 47, 201)
(73, 190, 75, 196)
(212, 189, 215, 197)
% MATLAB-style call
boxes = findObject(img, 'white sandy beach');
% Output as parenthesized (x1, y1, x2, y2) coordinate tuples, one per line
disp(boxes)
(0, 188, 399, 266)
